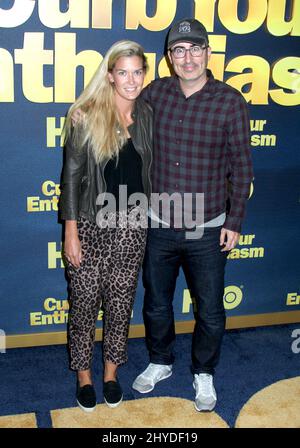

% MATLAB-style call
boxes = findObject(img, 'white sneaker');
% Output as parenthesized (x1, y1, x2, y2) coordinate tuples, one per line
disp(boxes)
(193, 373, 217, 412)
(132, 363, 172, 393)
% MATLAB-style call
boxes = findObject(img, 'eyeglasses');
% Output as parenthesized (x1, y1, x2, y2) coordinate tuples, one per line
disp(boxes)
(170, 45, 208, 59)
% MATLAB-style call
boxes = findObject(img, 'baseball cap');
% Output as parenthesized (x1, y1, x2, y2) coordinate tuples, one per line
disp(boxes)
(167, 18, 209, 49)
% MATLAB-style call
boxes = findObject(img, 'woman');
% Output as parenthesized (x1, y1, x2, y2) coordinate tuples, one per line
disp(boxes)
(59, 40, 152, 412)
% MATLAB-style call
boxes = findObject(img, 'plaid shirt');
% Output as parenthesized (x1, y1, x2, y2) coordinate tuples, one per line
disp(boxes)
(141, 70, 253, 233)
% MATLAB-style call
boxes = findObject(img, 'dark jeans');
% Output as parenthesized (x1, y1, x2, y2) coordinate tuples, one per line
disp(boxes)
(142, 225, 227, 375)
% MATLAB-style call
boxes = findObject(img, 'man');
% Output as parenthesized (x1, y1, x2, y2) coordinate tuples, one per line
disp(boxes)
(132, 18, 253, 412)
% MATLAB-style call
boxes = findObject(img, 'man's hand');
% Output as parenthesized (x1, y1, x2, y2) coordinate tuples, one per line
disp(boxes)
(220, 228, 240, 252)
(71, 108, 84, 126)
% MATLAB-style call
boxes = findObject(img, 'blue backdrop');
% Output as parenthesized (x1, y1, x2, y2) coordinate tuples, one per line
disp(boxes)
(0, 0, 299, 341)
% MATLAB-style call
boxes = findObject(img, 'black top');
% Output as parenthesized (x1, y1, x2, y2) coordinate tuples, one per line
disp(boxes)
(104, 138, 144, 208)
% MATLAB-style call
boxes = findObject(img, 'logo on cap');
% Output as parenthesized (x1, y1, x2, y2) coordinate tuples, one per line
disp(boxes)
(178, 21, 191, 34)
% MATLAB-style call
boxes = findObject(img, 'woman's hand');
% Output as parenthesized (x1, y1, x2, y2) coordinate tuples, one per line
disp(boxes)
(64, 221, 83, 268)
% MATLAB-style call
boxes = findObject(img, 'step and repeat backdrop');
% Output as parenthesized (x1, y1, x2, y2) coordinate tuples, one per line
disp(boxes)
(0, 0, 299, 346)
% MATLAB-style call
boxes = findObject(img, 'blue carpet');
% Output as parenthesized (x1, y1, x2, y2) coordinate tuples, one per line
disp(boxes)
(1, 323, 299, 428)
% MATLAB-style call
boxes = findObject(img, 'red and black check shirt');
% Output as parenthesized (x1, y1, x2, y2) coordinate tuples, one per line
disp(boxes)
(141, 70, 253, 233)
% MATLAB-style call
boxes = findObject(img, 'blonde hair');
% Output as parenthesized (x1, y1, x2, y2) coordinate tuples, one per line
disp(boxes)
(64, 40, 148, 163)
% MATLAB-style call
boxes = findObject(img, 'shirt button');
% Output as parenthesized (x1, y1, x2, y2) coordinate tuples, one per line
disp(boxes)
(179, 119, 182, 123)
(175, 162, 180, 166)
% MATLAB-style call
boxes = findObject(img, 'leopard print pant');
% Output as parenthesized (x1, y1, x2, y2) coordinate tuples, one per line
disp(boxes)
(67, 208, 147, 370)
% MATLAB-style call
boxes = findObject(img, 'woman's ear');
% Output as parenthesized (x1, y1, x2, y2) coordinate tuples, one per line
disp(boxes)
(107, 72, 114, 84)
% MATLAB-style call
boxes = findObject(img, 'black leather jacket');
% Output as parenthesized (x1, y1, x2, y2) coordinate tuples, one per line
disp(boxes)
(59, 97, 152, 222)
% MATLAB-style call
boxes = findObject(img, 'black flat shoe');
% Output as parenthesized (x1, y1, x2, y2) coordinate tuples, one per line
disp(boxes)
(76, 383, 96, 413)
(103, 379, 123, 408)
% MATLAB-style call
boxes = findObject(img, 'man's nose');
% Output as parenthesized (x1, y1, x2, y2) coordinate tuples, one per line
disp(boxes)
(184, 49, 192, 62)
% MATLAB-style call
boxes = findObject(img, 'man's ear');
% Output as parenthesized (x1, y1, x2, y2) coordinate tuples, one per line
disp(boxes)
(167, 50, 173, 65)
(207, 46, 212, 61)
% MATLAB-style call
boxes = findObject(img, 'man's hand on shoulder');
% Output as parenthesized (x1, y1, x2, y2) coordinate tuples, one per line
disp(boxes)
(71, 108, 84, 126)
